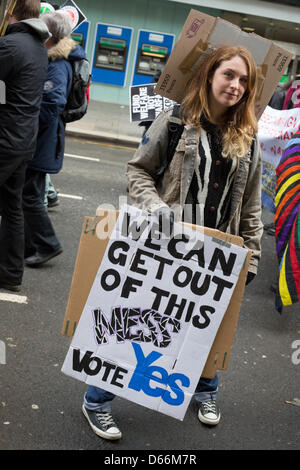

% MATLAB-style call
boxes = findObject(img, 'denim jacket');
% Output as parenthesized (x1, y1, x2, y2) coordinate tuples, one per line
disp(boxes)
(127, 109, 263, 274)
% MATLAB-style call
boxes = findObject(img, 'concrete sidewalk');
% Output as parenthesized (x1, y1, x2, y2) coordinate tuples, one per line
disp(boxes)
(66, 99, 144, 147)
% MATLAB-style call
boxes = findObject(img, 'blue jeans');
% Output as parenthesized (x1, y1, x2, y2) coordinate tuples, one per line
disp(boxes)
(84, 375, 218, 412)
(44, 174, 57, 206)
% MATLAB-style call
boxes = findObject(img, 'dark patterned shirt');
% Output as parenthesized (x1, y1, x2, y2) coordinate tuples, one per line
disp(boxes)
(190, 121, 237, 228)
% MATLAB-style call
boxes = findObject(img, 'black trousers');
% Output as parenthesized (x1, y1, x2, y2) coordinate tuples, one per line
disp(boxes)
(22, 168, 62, 258)
(0, 155, 28, 285)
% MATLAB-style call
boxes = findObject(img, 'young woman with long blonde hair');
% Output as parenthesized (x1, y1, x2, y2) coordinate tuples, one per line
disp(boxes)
(81, 46, 264, 440)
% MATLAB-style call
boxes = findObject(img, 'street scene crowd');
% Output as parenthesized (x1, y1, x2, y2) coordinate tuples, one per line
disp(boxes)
(0, 0, 299, 450)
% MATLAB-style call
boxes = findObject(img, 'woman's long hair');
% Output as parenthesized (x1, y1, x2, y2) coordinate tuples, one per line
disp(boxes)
(180, 46, 258, 159)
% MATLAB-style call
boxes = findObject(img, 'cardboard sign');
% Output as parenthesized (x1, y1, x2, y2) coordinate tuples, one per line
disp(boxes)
(258, 106, 300, 212)
(62, 210, 251, 379)
(155, 9, 293, 119)
(60, 0, 86, 31)
(130, 84, 176, 122)
(62, 205, 248, 420)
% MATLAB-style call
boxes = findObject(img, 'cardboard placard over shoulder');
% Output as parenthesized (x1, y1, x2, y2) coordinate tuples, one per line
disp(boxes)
(62, 208, 251, 383)
(155, 9, 293, 119)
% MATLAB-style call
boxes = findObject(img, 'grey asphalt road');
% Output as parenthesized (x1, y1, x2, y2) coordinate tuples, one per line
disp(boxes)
(0, 137, 299, 452)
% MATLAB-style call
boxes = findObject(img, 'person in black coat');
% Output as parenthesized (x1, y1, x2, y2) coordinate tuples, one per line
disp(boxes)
(22, 10, 86, 268)
(0, 0, 50, 292)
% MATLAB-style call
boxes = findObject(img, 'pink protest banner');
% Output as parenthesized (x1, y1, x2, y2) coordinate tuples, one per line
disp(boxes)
(258, 105, 300, 212)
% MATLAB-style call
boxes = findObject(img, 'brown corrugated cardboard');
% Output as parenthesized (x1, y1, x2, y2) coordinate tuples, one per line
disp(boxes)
(62, 210, 251, 379)
(155, 9, 293, 119)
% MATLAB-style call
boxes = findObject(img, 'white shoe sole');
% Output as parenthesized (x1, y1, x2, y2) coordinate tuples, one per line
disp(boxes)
(82, 405, 122, 440)
(198, 410, 221, 426)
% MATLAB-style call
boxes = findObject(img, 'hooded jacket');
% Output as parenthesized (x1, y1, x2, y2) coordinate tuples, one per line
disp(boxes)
(28, 37, 86, 173)
(127, 109, 264, 275)
(0, 19, 50, 159)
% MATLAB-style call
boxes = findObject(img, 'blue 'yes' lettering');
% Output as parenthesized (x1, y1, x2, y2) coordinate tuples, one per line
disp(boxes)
(128, 342, 190, 406)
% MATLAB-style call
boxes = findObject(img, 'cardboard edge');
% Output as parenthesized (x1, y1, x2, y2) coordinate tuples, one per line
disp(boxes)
(201, 249, 251, 378)
(61, 216, 111, 338)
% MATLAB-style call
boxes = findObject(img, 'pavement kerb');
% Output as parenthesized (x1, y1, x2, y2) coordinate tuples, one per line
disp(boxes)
(66, 128, 141, 149)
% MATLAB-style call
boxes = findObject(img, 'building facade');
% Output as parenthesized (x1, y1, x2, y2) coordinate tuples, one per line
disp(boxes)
(49, 0, 300, 105)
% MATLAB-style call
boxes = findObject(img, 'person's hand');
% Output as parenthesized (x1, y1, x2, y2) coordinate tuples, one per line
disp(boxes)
(153, 207, 175, 237)
(246, 272, 255, 285)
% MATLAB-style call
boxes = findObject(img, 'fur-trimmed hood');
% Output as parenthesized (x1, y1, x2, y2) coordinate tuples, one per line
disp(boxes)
(48, 36, 77, 61)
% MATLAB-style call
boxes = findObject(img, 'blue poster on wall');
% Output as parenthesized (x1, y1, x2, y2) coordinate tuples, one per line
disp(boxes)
(131, 30, 175, 86)
(91, 23, 133, 87)
(71, 20, 90, 51)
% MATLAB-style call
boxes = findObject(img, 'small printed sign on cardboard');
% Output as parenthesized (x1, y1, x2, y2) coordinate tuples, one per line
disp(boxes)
(61, 205, 248, 420)
(129, 84, 176, 123)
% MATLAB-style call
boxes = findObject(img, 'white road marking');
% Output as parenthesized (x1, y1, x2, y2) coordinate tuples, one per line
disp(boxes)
(64, 153, 100, 162)
(0, 293, 28, 304)
(65, 153, 125, 166)
(58, 193, 83, 200)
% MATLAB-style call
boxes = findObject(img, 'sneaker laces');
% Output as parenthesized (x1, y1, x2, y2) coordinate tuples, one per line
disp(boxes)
(202, 401, 217, 414)
(96, 412, 116, 428)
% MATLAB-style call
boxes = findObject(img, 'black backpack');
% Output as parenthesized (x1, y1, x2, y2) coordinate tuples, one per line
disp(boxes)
(156, 104, 184, 178)
(61, 58, 91, 123)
